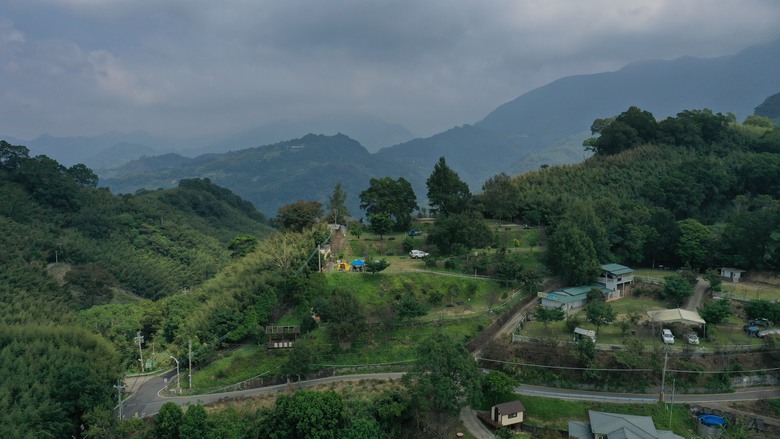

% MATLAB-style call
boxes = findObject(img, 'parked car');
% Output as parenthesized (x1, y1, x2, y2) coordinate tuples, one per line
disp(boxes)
(758, 328, 780, 338)
(744, 325, 760, 337)
(408, 229, 423, 236)
(749, 318, 772, 328)
(662, 328, 675, 344)
(687, 333, 699, 345)
(409, 250, 429, 259)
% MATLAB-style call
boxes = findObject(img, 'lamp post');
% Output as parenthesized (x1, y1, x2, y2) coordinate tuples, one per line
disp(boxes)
(170, 356, 180, 394)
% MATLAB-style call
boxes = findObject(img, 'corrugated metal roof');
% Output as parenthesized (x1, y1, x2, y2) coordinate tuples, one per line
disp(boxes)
(601, 263, 634, 276)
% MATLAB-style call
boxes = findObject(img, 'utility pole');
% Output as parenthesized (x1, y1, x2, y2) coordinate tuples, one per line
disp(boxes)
(134, 331, 145, 373)
(188, 338, 192, 389)
(170, 356, 180, 394)
(659, 347, 669, 402)
(113, 381, 125, 420)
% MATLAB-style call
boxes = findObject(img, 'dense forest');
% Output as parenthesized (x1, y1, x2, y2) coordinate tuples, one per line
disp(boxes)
(476, 108, 780, 282)
(2, 102, 780, 437)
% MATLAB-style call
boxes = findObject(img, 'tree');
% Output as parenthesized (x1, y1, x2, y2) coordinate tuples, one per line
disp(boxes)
(482, 370, 518, 404)
(0, 140, 30, 170)
(586, 299, 616, 334)
(181, 404, 209, 438)
(154, 402, 183, 439)
(698, 299, 731, 325)
(427, 211, 492, 254)
(65, 263, 117, 308)
(341, 418, 382, 439)
(533, 305, 565, 327)
(544, 221, 600, 285)
(67, 163, 99, 187)
(283, 337, 322, 379)
(479, 172, 519, 223)
(426, 156, 471, 216)
(327, 182, 350, 225)
(662, 273, 694, 307)
(403, 332, 481, 421)
(269, 390, 345, 439)
(365, 258, 390, 274)
(677, 218, 713, 270)
(228, 234, 258, 257)
(367, 212, 393, 239)
(359, 176, 417, 232)
(323, 290, 367, 343)
(275, 200, 323, 232)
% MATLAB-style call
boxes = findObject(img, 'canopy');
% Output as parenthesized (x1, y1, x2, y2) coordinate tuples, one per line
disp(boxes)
(647, 308, 705, 325)
(351, 259, 365, 266)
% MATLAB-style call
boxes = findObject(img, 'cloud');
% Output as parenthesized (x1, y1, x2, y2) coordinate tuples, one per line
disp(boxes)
(1, 0, 779, 139)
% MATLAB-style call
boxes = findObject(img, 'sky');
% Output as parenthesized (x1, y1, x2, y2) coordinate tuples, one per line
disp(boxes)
(2, 0, 780, 141)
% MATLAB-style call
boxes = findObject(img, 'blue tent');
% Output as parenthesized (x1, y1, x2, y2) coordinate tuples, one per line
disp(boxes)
(351, 259, 365, 267)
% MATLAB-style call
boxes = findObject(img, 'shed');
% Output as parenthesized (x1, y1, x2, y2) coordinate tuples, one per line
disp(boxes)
(490, 400, 525, 427)
(574, 327, 597, 343)
(719, 267, 745, 283)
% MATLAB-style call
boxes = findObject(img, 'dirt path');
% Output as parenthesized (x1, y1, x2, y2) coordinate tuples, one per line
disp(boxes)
(684, 278, 710, 311)
(460, 407, 495, 439)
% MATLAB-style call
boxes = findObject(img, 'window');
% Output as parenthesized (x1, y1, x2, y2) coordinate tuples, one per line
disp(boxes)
(508, 413, 517, 418)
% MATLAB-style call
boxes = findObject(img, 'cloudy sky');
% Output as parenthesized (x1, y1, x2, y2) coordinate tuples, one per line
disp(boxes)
(2, 0, 780, 141)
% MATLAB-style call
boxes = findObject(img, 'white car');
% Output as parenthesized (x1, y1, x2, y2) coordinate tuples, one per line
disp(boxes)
(687, 333, 699, 345)
(409, 249, 429, 259)
(662, 329, 675, 344)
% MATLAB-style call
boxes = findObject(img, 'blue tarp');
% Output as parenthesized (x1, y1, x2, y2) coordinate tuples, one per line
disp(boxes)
(351, 259, 365, 266)
(698, 414, 727, 427)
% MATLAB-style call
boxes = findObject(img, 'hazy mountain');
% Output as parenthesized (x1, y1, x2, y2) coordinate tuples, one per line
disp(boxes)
(101, 133, 425, 216)
(377, 39, 780, 189)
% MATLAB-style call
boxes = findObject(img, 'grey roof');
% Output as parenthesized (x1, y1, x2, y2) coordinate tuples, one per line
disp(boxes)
(586, 411, 684, 439)
(493, 400, 525, 414)
(568, 420, 592, 439)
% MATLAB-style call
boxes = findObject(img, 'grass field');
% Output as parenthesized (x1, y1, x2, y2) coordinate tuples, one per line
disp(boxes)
(720, 281, 780, 302)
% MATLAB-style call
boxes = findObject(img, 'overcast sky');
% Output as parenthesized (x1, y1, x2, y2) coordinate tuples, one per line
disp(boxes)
(2, 0, 780, 140)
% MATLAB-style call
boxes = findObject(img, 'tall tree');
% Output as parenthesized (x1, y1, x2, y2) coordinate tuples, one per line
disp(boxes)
(403, 332, 481, 421)
(426, 156, 471, 216)
(677, 218, 713, 269)
(359, 176, 417, 232)
(479, 172, 519, 223)
(662, 273, 694, 307)
(545, 221, 600, 285)
(327, 182, 350, 225)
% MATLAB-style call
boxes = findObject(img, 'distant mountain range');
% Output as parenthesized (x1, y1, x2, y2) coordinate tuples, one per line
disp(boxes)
(10, 39, 780, 216)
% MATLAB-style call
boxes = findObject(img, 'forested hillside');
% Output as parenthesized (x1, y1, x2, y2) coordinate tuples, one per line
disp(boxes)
(476, 108, 780, 280)
(0, 142, 275, 434)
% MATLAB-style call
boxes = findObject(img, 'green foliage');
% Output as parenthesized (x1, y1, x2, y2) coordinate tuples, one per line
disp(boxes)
(181, 404, 209, 438)
(395, 293, 430, 320)
(359, 176, 417, 232)
(698, 299, 731, 325)
(478, 172, 520, 222)
(404, 332, 482, 417)
(322, 290, 367, 344)
(154, 402, 183, 439)
(65, 263, 117, 308)
(585, 300, 616, 333)
(365, 258, 390, 274)
(228, 234, 259, 258)
(545, 221, 600, 285)
(327, 182, 350, 225)
(662, 273, 694, 307)
(533, 305, 565, 327)
(264, 390, 346, 439)
(0, 325, 122, 438)
(427, 210, 492, 253)
(275, 199, 324, 231)
(367, 212, 393, 239)
(426, 156, 472, 215)
(743, 299, 780, 322)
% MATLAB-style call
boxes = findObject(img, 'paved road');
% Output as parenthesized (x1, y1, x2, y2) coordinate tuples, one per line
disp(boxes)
(515, 384, 780, 404)
(120, 372, 405, 419)
(684, 278, 710, 311)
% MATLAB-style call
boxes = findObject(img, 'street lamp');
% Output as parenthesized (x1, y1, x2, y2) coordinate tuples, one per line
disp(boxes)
(170, 356, 180, 394)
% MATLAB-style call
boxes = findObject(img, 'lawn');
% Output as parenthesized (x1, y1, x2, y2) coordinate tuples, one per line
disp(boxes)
(720, 282, 780, 302)
(515, 394, 695, 435)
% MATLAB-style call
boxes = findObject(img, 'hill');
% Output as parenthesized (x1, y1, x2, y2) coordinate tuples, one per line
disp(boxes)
(101, 133, 428, 216)
(378, 39, 780, 188)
